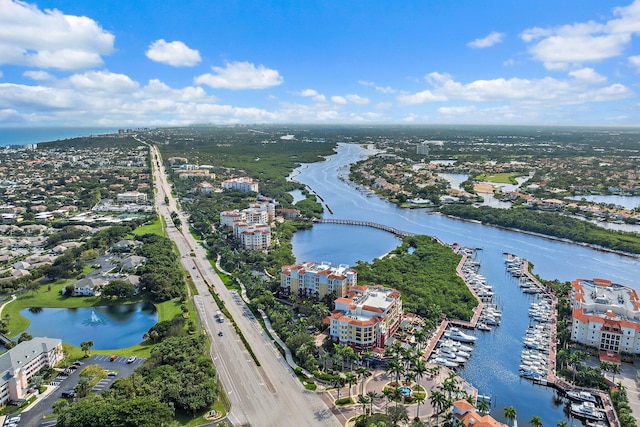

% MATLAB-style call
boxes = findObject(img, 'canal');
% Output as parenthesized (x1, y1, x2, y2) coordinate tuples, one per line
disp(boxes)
(290, 143, 640, 425)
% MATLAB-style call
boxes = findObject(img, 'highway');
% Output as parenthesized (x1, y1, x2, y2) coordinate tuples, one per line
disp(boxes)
(148, 144, 339, 427)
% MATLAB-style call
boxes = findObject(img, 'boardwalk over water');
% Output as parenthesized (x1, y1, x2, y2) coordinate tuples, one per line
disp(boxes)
(314, 218, 416, 237)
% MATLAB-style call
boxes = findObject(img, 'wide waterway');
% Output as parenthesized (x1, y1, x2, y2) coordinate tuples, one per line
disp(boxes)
(291, 143, 640, 425)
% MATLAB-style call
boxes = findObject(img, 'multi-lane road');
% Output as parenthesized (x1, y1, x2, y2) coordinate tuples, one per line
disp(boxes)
(148, 144, 339, 427)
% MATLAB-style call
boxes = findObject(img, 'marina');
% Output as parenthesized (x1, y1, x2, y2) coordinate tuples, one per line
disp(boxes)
(291, 143, 640, 426)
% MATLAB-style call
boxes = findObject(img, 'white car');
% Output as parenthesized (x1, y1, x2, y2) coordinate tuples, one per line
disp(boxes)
(126, 356, 137, 364)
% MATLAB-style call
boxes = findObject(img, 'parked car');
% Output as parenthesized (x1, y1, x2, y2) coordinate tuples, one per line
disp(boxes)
(107, 371, 118, 377)
(218, 331, 223, 337)
(126, 356, 137, 364)
(110, 355, 117, 361)
(62, 389, 76, 398)
(73, 361, 84, 366)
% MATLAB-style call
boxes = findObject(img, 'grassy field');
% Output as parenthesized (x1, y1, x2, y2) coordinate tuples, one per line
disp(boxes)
(132, 218, 164, 236)
(474, 172, 522, 184)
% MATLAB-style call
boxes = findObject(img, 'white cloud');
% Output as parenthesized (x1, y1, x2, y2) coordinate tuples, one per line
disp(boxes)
(629, 55, 640, 72)
(146, 39, 201, 67)
(438, 106, 477, 115)
(397, 89, 447, 105)
(296, 88, 326, 102)
(398, 71, 631, 105)
(195, 61, 283, 89)
(521, 0, 640, 69)
(345, 94, 370, 104)
(568, 68, 606, 84)
(375, 85, 396, 94)
(331, 96, 347, 104)
(23, 70, 54, 81)
(358, 80, 374, 86)
(467, 32, 505, 49)
(69, 70, 138, 93)
(0, 0, 114, 70)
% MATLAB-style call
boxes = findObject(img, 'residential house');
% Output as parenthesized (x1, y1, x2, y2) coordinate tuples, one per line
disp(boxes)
(73, 277, 106, 296)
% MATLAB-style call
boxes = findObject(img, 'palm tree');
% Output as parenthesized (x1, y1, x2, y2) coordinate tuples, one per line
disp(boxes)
(529, 415, 543, 427)
(356, 366, 371, 395)
(386, 359, 404, 386)
(477, 399, 490, 414)
(610, 362, 621, 383)
(429, 390, 448, 425)
(388, 405, 409, 427)
(383, 387, 394, 414)
(556, 421, 567, 427)
(332, 376, 346, 401)
(357, 394, 370, 415)
(414, 329, 428, 352)
(392, 387, 404, 409)
(345, 373, 357, 400)
(367, 390, 381, 415)
(504, 405, 517, 427)
(414, 393, 426, 419)
(412, 359, 428, 387)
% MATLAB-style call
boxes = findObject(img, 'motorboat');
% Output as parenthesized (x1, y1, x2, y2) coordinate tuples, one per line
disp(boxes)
(445, 327, 477, 343)
(566, 390, 597, 404)
(430, 356, 458, 368)
(570, 402, 604, 421)
(476, 323, 491, 332)
(440, 339, 473, 352)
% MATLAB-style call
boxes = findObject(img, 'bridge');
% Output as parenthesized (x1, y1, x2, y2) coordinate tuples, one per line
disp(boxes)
(314, 218, 416, 237)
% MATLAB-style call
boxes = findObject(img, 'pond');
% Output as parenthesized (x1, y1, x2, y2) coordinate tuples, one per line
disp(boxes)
(21, 302, 158, 350)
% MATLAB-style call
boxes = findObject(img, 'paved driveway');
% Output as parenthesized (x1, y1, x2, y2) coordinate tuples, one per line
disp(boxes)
(19, 355, 145, 427)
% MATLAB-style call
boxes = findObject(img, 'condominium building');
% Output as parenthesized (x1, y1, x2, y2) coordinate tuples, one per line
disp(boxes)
(326, 285, 403, 351)
(0, 337, 63, 405)
(280, 261, 357, 299)
(237, 223, 272, 251)
(221, 177, 259, 193)
(570, 278, 640, 355)
(116, 191, 147, 203)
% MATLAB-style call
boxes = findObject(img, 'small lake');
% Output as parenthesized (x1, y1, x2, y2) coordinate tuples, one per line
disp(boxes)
(21, 302, 157, 350)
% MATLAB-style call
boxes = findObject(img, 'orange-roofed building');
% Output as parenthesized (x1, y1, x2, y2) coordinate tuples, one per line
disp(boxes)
(452, 399, 508, 427)
(280, 261, 357, 299)
(570, 278, 640, 355)
(326, 285, 402, 352)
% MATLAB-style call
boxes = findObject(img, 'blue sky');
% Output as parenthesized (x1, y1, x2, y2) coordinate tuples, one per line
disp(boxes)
(1, 0, 639, 127)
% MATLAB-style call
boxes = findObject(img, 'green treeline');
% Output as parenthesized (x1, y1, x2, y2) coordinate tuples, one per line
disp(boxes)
(439, 205, 640, 255)
(56, 335, 217, 426)
(355, 235, 476, 324)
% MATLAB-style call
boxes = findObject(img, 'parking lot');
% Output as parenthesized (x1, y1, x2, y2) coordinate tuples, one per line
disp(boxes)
(15, 355, 145, 427)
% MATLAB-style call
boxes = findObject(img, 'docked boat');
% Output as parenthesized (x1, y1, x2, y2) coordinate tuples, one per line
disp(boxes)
(476, 323, 491, 332)
(566, 390, 597, 404)
(445, 327, 477, 343)
(570, 402, 604, 421)
(430, 356, 458, 368)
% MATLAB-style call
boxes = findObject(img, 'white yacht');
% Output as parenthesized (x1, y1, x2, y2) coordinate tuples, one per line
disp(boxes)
(445, 327, 477, 343)
(566, 390, 597, 404)
(570, 402, 604, 421)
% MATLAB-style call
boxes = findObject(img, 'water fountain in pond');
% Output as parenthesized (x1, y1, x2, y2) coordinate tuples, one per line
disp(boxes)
(82, 310, 106, 326)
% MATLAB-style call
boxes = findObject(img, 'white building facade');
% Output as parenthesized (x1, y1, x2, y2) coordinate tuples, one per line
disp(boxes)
(280, 261, 357, 299)
(0, 337, 63, 405)
(326, 285, 403, 352)
(221, 177, 259, 193)
(570, 278, 640, 355)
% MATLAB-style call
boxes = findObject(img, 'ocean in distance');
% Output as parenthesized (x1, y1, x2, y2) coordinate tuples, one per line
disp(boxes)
(0, 127, 119, 147)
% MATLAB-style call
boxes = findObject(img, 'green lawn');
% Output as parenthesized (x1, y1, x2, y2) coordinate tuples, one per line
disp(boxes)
(474, 172, 523, 184)
(2, 284, 191, 358)
(133, 218, 164, 236)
